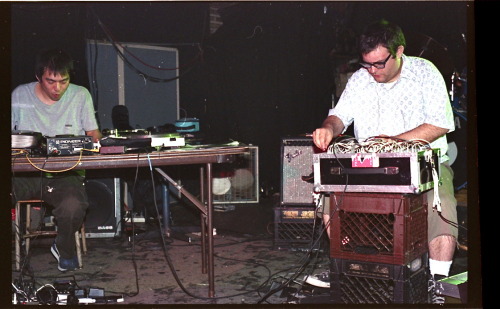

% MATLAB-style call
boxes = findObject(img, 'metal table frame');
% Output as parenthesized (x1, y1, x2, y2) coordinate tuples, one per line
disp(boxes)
(11, 146, 251, 297)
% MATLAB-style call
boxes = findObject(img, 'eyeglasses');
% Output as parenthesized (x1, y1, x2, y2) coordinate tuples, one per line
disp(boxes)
(359, 54, 392, 69)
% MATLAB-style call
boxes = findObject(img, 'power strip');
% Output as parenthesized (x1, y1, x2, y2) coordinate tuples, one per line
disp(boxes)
(124, 216, 146, 223)
(57, 294, 124, 304)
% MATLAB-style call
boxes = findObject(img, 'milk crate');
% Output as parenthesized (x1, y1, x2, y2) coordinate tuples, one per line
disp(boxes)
(273, 206, 323, 251)
(330, 254, 429, 304)
(330, 192, 427, 265)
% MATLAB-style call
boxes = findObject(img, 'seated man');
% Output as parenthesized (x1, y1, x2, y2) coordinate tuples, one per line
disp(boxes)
(12, 48, 102, 271)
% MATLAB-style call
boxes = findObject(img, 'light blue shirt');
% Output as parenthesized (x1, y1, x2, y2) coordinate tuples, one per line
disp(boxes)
(11, 82, 99, 137)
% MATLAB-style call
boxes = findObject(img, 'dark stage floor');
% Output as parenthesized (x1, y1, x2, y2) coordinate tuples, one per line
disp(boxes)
(11, 190, 471, 306)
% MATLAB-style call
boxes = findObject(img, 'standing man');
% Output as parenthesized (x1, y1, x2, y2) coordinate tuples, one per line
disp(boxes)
(309, 20, 457, 304)
(12, 48, 102, 271)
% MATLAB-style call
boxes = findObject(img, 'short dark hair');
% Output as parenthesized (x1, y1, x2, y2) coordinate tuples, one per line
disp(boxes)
(359, 19, 406, 56)
(35, 48, 74, 79)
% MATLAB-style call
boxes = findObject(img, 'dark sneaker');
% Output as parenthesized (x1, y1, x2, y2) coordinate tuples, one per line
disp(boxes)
(428, 274, 446, 304)
(50, 242, 77, 272)
(304, 271, 330, 288)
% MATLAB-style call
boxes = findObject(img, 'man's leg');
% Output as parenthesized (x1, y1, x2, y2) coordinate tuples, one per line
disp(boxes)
(427, 163, 458, 276)
(44, 174, 89, 260)
(304, 194, 331, 288)
(427, 163, 458, 303)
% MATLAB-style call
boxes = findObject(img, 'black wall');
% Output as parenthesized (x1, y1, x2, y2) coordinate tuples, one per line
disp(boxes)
(9, 1, 470, 194)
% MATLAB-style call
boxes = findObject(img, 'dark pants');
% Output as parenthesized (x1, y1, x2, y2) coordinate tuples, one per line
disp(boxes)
(12, 173, 89, 259)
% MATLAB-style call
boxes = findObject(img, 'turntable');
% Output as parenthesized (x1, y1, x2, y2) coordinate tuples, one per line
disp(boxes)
(100, 129, 185, 154)
(11, 130, 43, 149)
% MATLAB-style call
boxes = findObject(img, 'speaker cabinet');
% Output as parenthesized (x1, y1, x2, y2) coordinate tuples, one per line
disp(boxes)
(280, 137, 319, 206)
(84, 174, 121, 238)
(212, 146, 259, 204)
(273, 206, 323, 252)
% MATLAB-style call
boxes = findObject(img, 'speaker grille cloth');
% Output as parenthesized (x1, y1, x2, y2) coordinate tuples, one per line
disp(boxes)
(85, 179, 114, 230)
(281, 139, 315, 205)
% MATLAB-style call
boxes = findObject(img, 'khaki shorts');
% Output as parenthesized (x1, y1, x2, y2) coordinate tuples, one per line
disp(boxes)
(427, 162, 458, 241)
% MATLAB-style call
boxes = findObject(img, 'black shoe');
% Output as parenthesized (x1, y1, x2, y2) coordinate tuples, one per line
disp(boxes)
(304, 271, 330, 288)
(428, 274, 446, 304)
(50, 242, 78, 272)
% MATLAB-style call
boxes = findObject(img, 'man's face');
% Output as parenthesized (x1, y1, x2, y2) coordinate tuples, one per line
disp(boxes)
(361, 45, 403, 83)
(38, 69, 70, 101)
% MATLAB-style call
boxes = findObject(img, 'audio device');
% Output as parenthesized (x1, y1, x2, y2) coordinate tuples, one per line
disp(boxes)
(175, 118, 200, 133)
(11, 131, 43, 149)
(12, 132, 94, 156)
(280, 136, 320, 206)
(84, 172, 122, 238)
(100, 129, 185, 153)
(45, 136, 93, 156)
(313, 138, 440, 194)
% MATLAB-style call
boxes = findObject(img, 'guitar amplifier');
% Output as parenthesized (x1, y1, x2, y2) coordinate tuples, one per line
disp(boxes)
(313, 149, 440, 194)
(280, 136, 322, 206)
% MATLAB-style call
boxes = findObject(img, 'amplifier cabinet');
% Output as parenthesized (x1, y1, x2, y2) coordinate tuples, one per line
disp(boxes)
(273, 206, 322, 252)
(213, 146, 259, 204)
(280, 137, 321, 206)
(330, 254, 429, 304)
(84, 173, 122, 238)
(329, 192, 427, 265)
(313, 149, 440, 194)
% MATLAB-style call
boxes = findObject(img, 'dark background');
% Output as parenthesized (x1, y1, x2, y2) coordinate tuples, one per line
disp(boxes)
(8, 1, 471, 195)
(4, 2, 486, 305)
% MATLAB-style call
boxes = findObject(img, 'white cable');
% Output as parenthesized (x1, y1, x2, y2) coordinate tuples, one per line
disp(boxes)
(11, 282, 29, 301)
(331, 137, 431, 154)
(313, 192, 323, 210)
(425, 149, 441, 212)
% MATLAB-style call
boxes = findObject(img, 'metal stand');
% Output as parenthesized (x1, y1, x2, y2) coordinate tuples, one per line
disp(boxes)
(154, 165, 215, 297)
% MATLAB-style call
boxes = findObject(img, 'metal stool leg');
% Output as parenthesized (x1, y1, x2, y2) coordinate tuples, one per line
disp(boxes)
(75, 231, 82, 268)
(15, 202, 21, 271)
(25, 203, 32, 255)
(81, 225, 87, 254)
(14, 200, 87, 271)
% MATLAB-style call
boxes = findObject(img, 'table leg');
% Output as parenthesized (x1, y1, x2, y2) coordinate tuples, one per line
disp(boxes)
(200, 167, 207, 274)
(153, 167, 214, 297)
(206, 162, 215, 298)
(162, 183, 170, 235)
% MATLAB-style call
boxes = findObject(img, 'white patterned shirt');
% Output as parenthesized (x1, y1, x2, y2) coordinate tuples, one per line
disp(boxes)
(329, 54, 455, 162)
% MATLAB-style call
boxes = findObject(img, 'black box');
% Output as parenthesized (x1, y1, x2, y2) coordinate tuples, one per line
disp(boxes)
(273, 206, 323, 251)
(330, 192, 428, 265)
(330, 254, 429, 304)
(45, 136, 93, 156)
(84, 172, 122, 238)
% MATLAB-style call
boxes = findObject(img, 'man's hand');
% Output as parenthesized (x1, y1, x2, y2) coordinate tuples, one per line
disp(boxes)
(312, 128, 333, 151)
(86, 129, 103, 143)
(312, 115, 345, 151)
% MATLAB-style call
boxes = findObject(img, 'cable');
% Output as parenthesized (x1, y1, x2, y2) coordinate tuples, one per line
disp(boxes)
(87, 6, 202, 84)
(257, 196, 330, 304)
(12, 148, 98, 173)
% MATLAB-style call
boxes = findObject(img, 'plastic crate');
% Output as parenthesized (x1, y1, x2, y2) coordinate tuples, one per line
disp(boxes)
(330, 192, 427, 265)
(273, 206, 323, 251)
(330, 255, 429, 304)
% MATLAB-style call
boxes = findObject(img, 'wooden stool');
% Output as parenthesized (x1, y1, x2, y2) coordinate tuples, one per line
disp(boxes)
(14, 200, 87, 271)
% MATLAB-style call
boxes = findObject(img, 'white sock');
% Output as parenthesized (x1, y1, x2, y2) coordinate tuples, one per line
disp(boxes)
(429, 259, 452, 277)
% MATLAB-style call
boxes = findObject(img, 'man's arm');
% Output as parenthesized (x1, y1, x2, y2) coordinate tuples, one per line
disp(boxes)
(86, 129, 102, 143)
(312, 115, 345, 151)
(393, 123, 449, 143)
